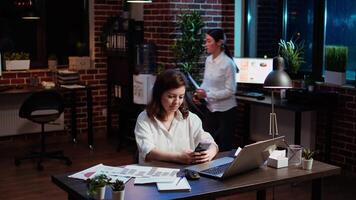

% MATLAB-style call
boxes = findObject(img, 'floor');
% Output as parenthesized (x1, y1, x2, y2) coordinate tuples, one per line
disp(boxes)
(0, 132, 355, 200)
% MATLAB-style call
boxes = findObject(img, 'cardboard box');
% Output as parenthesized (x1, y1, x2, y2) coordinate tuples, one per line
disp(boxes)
(133, 74, 156, 105)
(68, 56, 91, 70)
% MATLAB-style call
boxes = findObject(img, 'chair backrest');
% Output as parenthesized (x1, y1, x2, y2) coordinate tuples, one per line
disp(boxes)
(19, 90, 64, 121)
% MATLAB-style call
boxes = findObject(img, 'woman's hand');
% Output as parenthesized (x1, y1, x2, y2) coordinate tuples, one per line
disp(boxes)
(195, 89, 207, 99)
(192, 93, 201, 104)
(176, 150, 196, 164)
(192, 145, 218, 164)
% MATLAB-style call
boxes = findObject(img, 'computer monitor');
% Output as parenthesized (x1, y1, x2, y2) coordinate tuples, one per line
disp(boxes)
(234, 58, 273, 84)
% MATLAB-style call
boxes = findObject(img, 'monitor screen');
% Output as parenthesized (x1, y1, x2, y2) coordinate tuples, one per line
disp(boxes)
(234, 58, 273, 84)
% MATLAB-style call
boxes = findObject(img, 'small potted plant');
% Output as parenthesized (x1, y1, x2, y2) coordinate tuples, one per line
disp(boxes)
(86, 174, 110, 200)
(110, 180, 125, 200)
(302, 148, 314, 170)
(48, 54, 57, 70)
(324, 45, 348, 85)
(278, 37, 305, 77)
(304, 75, 316, 92)
(4, 52, 30, 71)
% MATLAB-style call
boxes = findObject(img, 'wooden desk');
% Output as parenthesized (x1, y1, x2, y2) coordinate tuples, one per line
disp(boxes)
(0, 85, 94, 149)
(51, 155, 340, 200)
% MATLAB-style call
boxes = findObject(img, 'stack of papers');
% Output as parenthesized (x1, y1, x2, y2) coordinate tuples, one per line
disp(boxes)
(68, 164, 190, 191)
(68, 164, 130, 183)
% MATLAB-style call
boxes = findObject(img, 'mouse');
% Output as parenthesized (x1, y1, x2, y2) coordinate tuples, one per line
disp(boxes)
(256, 95, 265, 100)
(185, 170, 200, 180)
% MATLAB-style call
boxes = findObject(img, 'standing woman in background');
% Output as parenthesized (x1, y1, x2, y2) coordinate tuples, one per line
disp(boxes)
(193, 28, 238, 151)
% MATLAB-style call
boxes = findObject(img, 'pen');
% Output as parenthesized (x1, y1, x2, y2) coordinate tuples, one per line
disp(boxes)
(176, 176, 183, 186)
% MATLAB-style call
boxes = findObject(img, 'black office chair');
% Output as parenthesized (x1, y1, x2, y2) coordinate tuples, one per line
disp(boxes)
(15, 90, 72, 171)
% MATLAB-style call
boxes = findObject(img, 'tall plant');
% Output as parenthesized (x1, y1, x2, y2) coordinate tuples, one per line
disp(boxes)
(278, 37, 305, 74)
(325, 45, 348, 72)
(171, 10, 205, 74)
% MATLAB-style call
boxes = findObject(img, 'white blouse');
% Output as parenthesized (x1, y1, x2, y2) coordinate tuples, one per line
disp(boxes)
(134, 110, 217, 164)
(200, 52, 237, 112)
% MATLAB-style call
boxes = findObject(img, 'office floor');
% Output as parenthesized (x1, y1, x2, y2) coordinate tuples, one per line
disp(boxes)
(0, 132, 355, 200)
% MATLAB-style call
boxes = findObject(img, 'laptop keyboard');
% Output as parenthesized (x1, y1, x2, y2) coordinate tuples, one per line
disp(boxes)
(202, 163, 231, 175)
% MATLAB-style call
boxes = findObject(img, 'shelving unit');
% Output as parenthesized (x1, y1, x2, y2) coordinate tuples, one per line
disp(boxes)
(104, 17, 144, 150)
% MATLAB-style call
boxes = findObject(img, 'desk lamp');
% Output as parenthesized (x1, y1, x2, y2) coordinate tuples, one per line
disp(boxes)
(263, 56, 292, 138)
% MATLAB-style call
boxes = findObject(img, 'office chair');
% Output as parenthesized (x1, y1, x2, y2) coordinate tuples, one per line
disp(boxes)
(15, 90, 72, 171)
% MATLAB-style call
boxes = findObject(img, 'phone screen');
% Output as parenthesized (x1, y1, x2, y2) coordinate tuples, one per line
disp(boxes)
(194, 143, 211, 152)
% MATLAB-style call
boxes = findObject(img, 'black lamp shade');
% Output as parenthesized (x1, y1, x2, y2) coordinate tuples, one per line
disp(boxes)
(22, 10, 40, 20)
(263, 56, 292, 88)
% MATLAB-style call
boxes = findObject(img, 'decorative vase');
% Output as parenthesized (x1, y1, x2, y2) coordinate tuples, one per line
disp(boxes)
(302, 158, 313, 170)
(112, 190, 125, 200)
(93, 186, 106, 200)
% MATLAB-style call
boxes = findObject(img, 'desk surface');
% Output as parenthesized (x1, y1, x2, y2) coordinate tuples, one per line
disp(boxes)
(52, 156, 340, 200)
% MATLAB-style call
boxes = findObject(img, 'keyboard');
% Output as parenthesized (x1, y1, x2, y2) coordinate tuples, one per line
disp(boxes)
(201, 163, 231, 175)
(236, 91, 265, 99)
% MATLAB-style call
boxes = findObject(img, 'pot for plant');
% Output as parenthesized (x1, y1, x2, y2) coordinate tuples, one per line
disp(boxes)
(93, 186, 106, 200)
(302, 158, 313, 170)
(112, 190, 125, 200)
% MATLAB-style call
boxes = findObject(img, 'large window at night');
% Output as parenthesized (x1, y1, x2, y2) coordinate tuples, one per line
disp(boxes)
(0, 0, 89, 67)
(325, 0, 356, 81)
(285, 0, 314, 73)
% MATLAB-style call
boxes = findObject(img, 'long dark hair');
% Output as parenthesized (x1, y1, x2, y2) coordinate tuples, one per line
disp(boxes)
(206, 28, 233, 59)
(146, 69, 189, 121)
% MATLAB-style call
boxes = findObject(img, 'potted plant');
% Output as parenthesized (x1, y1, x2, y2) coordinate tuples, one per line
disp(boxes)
(304, 75, 316, 92)
(86, 174, 110, 200)
(171, 10, 205, 85)
(302, 148, 314, 170)
(324, 45, 348, 85)
(110, 180, 125, 200)
(4, 52, 30, 71)
(278, 37, 305, 77)
(48, 54, 57, 70)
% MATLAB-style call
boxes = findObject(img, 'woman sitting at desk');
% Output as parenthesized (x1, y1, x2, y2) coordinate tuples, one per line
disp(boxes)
(134, 69, 218, 164)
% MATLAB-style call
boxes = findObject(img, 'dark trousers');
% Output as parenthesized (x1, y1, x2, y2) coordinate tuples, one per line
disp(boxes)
(203, 107, 237, 152)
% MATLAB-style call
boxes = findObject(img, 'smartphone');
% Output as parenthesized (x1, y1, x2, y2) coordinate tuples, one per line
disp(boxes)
(194, 143, 211, 152)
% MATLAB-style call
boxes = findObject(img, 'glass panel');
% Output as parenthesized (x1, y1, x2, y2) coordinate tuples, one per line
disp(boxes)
(0, 0, 89, 67)
(325, 0, 356, 81)
(245, 0, 283, 58)
(286, 0, 314, 73)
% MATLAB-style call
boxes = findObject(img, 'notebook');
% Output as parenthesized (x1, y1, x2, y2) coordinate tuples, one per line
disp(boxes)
(185, 136, 285, 179)
(156, 177, 191, 191)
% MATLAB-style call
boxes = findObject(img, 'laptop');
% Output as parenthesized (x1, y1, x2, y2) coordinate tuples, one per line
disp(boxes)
(185, 136, 285, 179)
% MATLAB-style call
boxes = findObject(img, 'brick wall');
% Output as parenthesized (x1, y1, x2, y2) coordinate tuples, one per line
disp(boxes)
(143, 0, 235, 68)
(314, 85, 356, 172)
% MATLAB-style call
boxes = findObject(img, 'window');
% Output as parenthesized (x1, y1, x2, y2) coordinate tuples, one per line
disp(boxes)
(0, 0, 89, 68)
(242, 0, 283, 58)
(285, 0, 314, 73)
(325, 0, 356, 81)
